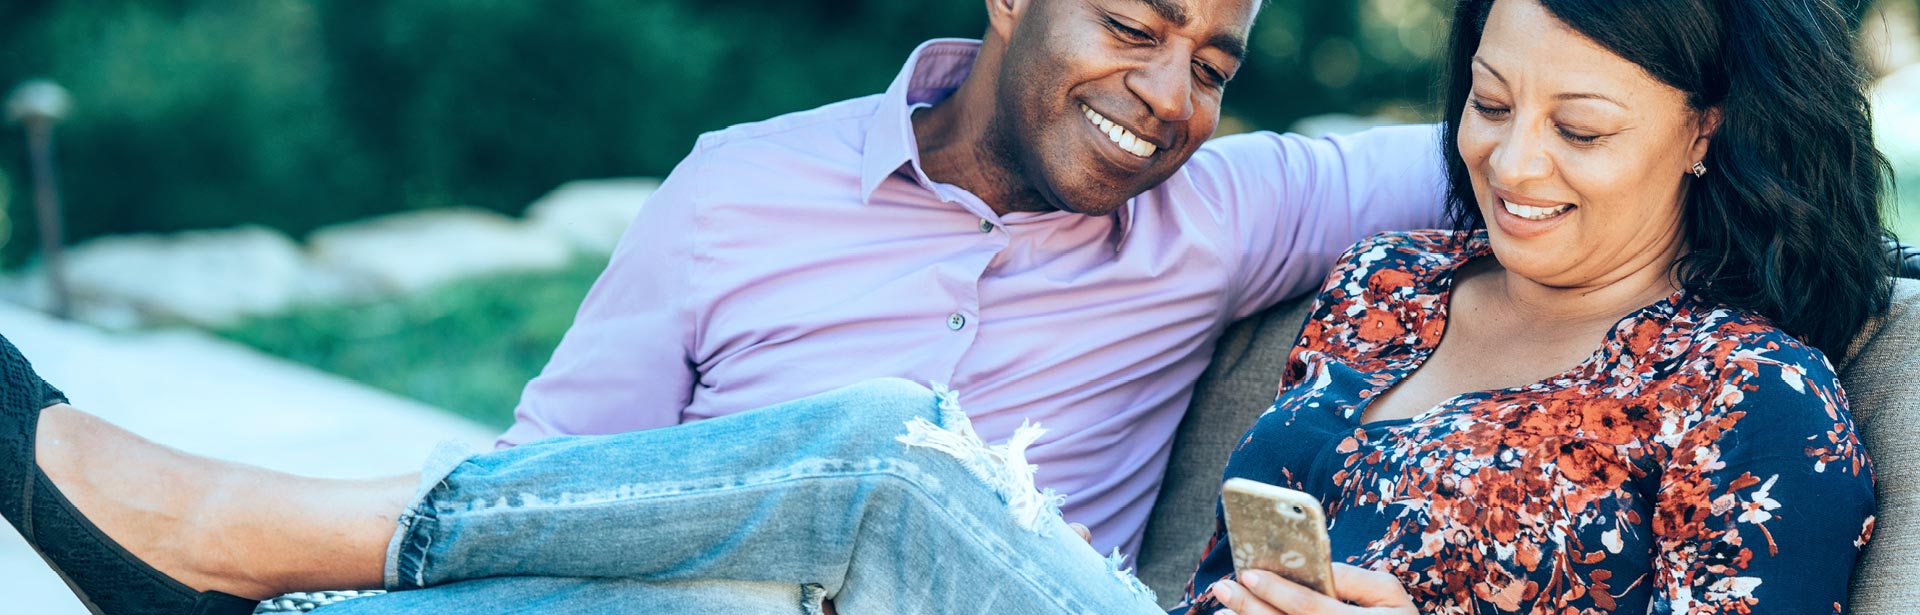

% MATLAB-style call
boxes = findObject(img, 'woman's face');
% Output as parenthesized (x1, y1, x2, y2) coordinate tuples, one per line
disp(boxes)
(1458, 0, 1716, 289)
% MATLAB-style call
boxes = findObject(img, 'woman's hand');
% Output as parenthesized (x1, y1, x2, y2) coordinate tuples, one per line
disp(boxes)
(1207, 564, 1417, 615)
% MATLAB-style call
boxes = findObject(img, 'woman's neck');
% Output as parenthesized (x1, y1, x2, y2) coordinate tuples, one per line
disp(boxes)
(1482, 240, 1687, 330)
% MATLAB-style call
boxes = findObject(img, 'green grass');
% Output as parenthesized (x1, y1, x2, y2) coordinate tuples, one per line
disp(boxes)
(217, 256, 609, 429)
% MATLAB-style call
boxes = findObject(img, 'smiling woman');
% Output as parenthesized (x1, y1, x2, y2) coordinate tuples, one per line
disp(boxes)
(1182, 0, 1894, 613)
(1441, 0, 1896, 359)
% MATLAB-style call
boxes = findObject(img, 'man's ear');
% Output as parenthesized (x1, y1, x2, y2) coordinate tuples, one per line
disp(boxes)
(1688, 107, 1722, 164)
(986, 0, 1031, 44)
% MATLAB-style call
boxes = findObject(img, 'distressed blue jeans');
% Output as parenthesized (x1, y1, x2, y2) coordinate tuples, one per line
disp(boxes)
(317, 378, 1167, 615)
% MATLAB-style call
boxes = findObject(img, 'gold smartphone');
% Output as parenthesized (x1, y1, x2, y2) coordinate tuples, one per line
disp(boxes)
(1220, 478, 1336, 596)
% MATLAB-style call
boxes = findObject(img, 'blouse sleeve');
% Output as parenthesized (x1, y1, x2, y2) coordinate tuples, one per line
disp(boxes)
(1651, 341, 1876, 614)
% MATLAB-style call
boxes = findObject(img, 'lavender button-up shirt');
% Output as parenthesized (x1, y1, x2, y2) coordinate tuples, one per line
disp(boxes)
(499, 39, 1446, 557)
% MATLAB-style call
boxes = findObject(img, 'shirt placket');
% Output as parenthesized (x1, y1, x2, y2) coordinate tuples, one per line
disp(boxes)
(932, 188, 1009, 387)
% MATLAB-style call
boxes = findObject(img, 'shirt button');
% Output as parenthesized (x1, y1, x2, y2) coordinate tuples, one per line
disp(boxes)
(979, 219, 995, 233)
(948, 313, 968, 330)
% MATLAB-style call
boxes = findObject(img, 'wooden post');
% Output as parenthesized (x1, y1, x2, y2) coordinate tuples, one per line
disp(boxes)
(7, 80, 73, 320)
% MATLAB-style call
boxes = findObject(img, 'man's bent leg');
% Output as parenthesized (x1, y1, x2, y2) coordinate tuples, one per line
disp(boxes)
(386, 378, 1164, 615)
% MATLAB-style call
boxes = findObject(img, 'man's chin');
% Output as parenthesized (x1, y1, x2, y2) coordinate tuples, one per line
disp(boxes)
(1042, 184, 1133, 217)
(1051, 197, 1126, 217)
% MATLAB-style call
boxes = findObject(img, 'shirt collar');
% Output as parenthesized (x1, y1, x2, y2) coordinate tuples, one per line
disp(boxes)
(859, 38, 1138, 252)
(859, 39, 979, 202)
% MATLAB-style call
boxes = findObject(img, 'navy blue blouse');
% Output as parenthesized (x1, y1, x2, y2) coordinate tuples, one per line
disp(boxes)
(1176, 231, 1875, 614)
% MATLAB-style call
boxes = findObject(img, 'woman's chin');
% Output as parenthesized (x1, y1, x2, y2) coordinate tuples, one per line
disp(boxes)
(1484, 239, 1576, 287)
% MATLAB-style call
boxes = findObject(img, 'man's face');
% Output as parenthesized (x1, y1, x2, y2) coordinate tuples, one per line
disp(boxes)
(993, 0, 1257, 216)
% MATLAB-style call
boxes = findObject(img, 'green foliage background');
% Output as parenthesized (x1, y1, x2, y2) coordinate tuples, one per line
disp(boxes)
(0, 0, 1459, 263)
(0, 0, 1906, 425)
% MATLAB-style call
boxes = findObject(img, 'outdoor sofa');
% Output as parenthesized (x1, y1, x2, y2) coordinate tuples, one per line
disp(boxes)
(261, 242, 1920, 613)
(1136, 240, 1920, 612)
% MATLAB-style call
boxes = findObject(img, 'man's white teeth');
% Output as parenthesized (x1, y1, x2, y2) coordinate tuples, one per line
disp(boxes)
(1502, 200, 1573, 221)
(1082, 104, 1157, 158)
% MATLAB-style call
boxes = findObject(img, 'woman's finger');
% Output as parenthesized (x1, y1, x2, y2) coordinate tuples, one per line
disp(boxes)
(1209, 578, 1286, 615)
(1327, 564, 1416, 609)
(1234, 570, 1350, 614)
(1069, 522, 1092, 544)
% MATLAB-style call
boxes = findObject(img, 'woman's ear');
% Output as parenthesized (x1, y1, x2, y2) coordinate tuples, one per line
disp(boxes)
(1688, 107, 1723, 164)
(986, 0, 1030, 43)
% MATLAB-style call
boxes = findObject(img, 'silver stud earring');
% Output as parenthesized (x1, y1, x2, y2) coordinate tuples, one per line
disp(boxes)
(1690, 161, 1707, 178)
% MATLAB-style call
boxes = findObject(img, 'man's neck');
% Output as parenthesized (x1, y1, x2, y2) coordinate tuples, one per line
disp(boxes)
(910, 47, 1053, 217)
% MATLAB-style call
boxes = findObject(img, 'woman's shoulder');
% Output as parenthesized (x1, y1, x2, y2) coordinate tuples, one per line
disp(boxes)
(1335, 229, 1476, 266)
(1289, 231, 1477, 364)
(1673, 303, 1839, 392)
(1318, 230, 1480, 297)
(1656, 301, 1855, 443)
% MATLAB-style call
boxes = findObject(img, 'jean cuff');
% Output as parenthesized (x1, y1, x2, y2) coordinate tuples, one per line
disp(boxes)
(383, 439, 477, 590)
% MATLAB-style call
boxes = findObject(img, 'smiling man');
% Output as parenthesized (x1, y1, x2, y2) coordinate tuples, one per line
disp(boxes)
(501, 0, 1445, 563)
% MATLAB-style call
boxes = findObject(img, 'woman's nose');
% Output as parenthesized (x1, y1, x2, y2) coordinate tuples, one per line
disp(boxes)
(1488, 124, 1554, 186)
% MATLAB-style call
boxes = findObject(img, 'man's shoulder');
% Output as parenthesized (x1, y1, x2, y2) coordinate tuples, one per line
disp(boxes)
(649, 94, 887, 226)
(689, 94, 885, 162)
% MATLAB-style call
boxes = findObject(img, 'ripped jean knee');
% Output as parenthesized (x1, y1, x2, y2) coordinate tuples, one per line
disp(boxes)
(895, 383, 1066, 536)
(895, 383, 1157, 606)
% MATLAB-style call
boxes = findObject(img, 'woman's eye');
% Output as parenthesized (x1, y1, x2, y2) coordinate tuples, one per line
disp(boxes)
(1469, 100, 1510, 119)
(1557, 127, 1601, 144)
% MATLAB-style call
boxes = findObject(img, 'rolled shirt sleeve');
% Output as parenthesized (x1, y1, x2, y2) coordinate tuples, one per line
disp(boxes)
(495, 147, 710, 448)
(1188, 125, 1449, 320)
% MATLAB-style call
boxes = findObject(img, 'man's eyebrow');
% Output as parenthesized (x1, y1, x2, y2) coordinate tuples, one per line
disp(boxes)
(1210, 33, 1248, 62)
(1124, 0, 1189, 26)
(1116, 0, 1248, 61)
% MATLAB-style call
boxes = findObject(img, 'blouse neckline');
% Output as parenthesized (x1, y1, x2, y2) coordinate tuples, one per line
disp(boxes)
(1340, 231, 1693, 430)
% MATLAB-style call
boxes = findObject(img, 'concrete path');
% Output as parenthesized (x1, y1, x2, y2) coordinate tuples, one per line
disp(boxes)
(0, 303, 498, 613)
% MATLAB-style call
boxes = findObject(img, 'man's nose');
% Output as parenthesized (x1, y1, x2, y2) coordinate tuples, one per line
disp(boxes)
(1127, 53, 1195, 124)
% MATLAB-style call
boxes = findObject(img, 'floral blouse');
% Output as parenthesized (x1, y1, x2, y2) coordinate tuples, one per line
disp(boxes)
(1178, 231, 1875, 615)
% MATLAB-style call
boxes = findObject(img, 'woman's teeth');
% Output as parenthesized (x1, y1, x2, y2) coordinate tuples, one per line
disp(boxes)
(1082, 104, 1158, 158)
(1503, 200, 1573, 221)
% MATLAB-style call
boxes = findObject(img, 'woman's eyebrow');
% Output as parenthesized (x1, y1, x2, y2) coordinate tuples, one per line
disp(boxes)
(1475, 57, 1626, 108)
(1556, 92, 1627, 108)
(1472, 57, 1508, 85)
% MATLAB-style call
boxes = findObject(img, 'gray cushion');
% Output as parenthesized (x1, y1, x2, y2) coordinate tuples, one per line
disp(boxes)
(1137, 296, 1316, 605)
(1841, 279, 1920, 613)
(1139, 279, 1920, 611)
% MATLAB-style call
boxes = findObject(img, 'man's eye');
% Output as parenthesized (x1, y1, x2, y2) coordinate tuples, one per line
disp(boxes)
(1106, 19, 1153, 43)
(1196, 63, 1226, 87)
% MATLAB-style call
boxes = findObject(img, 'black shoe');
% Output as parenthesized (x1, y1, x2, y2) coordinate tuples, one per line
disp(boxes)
(0, 334, 258, 614)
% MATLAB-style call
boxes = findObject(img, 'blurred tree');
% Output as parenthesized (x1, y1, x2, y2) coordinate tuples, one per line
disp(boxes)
(0, 0, 1896, 259)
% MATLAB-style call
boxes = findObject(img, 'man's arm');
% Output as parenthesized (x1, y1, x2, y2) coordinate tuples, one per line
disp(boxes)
(1190, 125, 1449, 320)
(494, 150, 710, 448)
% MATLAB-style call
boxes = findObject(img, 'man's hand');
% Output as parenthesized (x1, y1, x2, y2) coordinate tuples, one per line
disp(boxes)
(1206, 564, 1416, 615)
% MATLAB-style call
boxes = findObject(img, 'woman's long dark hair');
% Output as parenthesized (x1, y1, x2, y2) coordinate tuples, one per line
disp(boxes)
(1439, 0, 1895, 358)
